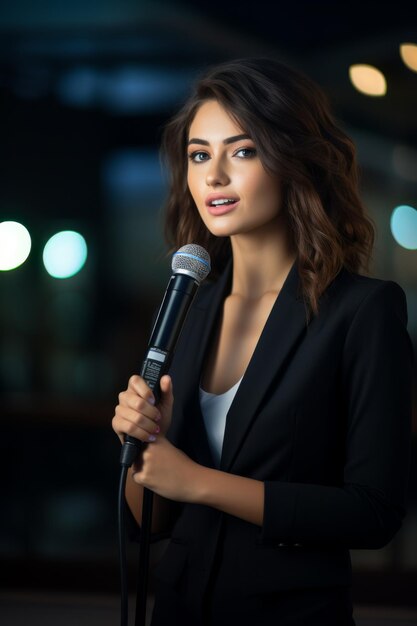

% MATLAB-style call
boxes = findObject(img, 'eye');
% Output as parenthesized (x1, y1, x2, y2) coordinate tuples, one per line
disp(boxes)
(234, 147, 257, 158)
(188, 151, 209, 163)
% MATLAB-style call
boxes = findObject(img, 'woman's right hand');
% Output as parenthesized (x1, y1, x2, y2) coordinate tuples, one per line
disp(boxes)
(112, 374, 174, 445)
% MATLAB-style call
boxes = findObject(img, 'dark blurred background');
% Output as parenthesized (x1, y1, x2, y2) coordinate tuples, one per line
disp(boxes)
(1, 1, 417, 624)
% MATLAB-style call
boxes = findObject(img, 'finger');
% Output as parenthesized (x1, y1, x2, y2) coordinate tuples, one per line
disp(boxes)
(121, 391, 161, 422)
(115, 405, 161, 434)
(159, 375, 174, 411)
(160, 374, 172, 394)
(113, 410, 160, 442)
(127, 374, 156, 405)
(119, 421, 159, 443)
(131, 470, 144, 485)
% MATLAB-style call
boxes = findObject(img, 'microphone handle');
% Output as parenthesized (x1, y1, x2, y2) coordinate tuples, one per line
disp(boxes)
(120, 273, 199, 467)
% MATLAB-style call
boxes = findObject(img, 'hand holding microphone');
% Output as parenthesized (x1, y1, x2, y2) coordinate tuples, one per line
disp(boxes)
(112, 372, 173, 446)
(113, 244, 211, 467)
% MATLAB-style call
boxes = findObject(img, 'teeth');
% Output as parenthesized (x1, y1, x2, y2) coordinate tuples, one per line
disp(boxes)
(211, 198, 236, 206)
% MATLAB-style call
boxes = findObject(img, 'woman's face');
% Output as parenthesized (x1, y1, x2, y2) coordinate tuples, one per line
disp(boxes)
(187, 99, 283, 239)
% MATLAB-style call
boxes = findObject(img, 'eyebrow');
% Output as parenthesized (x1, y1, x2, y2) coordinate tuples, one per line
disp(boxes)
(187, 134, 251, 146)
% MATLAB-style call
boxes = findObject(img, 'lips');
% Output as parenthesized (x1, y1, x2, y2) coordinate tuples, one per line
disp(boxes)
(205, 193, 240, 216)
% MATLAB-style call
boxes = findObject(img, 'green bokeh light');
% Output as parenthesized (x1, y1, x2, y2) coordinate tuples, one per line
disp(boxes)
(390, 205, 417, 250)
(43, 231, 88, 279)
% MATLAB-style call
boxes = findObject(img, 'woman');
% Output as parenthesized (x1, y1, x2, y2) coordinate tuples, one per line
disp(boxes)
(112, 58, 414, 625)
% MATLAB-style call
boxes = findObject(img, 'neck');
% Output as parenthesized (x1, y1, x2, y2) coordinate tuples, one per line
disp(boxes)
(230, 220, 296, 299)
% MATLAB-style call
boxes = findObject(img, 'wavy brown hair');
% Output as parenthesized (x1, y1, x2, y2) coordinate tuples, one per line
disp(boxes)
(160, 57, 376, 319)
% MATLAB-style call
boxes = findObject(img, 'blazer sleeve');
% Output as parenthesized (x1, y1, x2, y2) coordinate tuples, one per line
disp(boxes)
(261, 280, 414, 549)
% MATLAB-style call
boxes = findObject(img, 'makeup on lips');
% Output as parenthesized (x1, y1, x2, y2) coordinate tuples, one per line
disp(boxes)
(205, 193, 240, 215)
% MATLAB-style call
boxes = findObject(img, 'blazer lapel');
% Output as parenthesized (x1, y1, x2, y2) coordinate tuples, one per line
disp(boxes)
(219, 259, 309, 472)
(170, 258, 308, 473)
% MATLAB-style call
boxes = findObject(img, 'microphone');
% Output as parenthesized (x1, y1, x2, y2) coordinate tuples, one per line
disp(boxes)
(119, 243, 211, 467)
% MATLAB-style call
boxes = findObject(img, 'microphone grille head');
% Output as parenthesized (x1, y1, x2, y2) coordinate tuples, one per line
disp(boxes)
(172, 244, 211, 283)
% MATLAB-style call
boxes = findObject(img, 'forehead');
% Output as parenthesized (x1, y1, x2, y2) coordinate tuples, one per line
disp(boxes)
(188, 100, 245, 138)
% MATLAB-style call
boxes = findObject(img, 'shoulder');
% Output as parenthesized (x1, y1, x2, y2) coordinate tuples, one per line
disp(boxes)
(312, 267, 411, 359)
(327, 267, 408, 325)
(331, 269, 413, 366)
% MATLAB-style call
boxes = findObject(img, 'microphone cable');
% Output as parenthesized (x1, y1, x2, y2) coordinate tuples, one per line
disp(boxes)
(118, 463, 129, 626)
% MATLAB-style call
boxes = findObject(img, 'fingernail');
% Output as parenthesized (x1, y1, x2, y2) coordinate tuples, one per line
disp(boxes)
(155, 425, 160, 434)
(148, 434, 157, 442)
(155, 413, 161, 422)
(148, 397, 155, 405)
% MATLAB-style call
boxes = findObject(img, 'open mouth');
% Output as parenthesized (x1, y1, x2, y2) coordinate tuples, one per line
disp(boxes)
(207, 198, 239, 215)
(209, 198, 239, 207)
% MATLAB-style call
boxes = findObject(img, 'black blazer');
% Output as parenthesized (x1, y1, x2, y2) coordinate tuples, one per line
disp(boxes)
(149, 259, 414, 620)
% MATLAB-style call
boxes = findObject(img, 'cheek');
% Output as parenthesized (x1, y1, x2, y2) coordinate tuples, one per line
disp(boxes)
(246, 172, 281, 214)
(262, 185, 282, 215)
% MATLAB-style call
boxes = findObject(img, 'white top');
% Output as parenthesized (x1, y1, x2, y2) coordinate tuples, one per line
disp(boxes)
(199, 377, 243, 468)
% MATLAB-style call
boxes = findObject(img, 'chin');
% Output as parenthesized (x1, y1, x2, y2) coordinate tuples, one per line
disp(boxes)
(205, 225, 241, 238)
(200, 219, 235, 238)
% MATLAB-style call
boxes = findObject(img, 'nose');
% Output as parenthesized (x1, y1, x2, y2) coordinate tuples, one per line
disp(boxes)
(206, 156, 230, 187)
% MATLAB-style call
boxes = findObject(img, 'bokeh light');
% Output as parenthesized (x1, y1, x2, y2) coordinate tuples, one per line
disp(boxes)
(400, 43, 417, 72)
(349, 64, 387, 96)
(390, 205, 417, 250)
(0, 220, 32, 270)
(43, 230, 88, 278)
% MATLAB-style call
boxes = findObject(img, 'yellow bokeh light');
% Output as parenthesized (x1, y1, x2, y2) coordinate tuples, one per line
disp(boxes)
(400, 43, 417, 72)
(349, 64, 387, 96)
